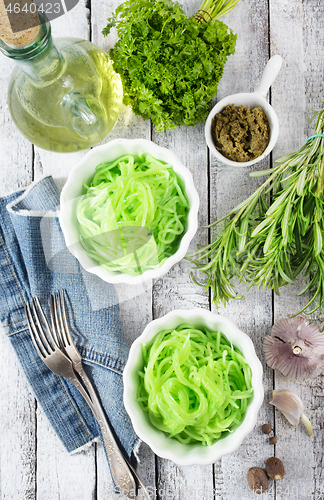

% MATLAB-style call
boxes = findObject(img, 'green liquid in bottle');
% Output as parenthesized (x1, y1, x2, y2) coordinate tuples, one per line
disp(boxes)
(3, 24, 123, 152)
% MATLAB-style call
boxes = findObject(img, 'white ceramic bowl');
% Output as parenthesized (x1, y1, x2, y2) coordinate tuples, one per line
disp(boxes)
(123, 309, 264, 466)
(60, 139, 199, 284)
(205, 55, 282, 167)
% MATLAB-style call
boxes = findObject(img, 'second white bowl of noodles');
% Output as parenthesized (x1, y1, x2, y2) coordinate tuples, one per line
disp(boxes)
(60, 138, 199, 284)
(123, 309, 264, 465)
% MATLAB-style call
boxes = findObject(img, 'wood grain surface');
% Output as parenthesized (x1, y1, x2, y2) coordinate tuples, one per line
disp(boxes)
(0, 0, 324, 499)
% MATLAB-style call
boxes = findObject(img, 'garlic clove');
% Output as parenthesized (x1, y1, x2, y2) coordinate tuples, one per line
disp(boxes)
(270, 389, 313, 436)
(301, 413, 313, 437)
(270, 389, 304, 426)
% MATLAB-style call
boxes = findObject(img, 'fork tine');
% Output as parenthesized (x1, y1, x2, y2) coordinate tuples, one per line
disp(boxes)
(32, 296, 58, 353)
(56, 292, 66, 342)
(24, 301, 47, 359)
(59, 290, 74, 348)
(30, 298, 53, 355)
(50, 293, 64, 348)
(50, 291, 68, 348)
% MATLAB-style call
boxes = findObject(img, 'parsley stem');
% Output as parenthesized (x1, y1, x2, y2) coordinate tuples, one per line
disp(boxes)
(196, 0, 242, 21)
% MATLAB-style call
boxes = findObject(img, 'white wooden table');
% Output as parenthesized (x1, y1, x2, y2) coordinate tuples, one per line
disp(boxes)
(1, 1, 324, 499)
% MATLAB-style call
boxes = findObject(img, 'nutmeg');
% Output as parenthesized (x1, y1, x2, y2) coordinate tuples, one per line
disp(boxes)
(247, 467, 269, 494)
(261, 423, 272, 434)
(269, 436, 277, 445)
(265, 457, 285, 480)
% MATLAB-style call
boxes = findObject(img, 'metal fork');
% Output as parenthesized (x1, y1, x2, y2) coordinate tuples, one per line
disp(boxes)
(25, 296, 94, 410)
(50, 290, 152, 500)
(24, 291, 151, 500)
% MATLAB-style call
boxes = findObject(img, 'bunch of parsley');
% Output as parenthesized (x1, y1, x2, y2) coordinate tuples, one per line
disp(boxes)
(103, 0, 238, 131)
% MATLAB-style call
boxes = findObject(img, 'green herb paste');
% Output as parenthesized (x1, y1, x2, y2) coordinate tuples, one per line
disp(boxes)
(211, 104, 270, 162)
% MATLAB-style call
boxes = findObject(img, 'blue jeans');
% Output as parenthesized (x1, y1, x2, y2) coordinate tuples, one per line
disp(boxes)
(0, 176, 139, 465)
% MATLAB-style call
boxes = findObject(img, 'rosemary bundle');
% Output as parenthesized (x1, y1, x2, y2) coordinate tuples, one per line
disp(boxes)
(189, 103, 324, 314)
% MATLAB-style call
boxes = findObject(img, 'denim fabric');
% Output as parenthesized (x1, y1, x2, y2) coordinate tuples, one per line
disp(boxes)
(0, 176, 140, 464)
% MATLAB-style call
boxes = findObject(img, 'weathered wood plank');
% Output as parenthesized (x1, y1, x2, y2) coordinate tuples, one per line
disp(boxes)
(0, 59, 33, 192)
(271, 1, 324, 499)
(0, 339, 37, 500)
(31, 4, 98, 500)
(151, 122, 213, 500)
(90, 0, 155, 498)
(212, 290, 274, 500)
(36, 411, 96, 500)
(152, 123, 210, 315)
(0, 37, 36, 500)
(149, 1, 212, 496)
(207, 0, 275, 498)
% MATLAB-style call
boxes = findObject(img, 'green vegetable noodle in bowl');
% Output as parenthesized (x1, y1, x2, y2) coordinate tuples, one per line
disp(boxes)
(139, 326, 253, 445)
(60, 139, 199, 284)
(123, 310, 264, 465)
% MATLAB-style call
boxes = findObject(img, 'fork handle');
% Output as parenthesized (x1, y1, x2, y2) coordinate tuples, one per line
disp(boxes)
(73, 362, 139, 499)
(67, 372, 95, 412)
(76, 365, 152, 500)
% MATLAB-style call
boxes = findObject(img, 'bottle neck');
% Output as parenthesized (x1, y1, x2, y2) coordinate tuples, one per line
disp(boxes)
(0, 21, 64, 84)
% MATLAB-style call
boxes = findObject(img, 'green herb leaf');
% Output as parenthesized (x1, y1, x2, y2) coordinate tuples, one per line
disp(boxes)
(103, 0, 237, 130)
(189, 104, 324, 314)
(314, 222, 323, 256)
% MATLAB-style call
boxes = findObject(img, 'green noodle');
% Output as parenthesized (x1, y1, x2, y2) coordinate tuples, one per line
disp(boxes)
(138, 325, 253, 446)
(76, 153, 189, 275)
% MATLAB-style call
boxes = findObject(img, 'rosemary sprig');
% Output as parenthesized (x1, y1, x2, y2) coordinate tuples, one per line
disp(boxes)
(188, 103, 324, 314)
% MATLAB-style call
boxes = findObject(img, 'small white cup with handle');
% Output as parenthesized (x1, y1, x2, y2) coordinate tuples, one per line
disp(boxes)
(205, 54, 283, 167)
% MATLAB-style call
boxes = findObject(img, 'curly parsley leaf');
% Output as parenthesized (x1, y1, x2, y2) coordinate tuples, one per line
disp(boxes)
(103, 0, 237, 131)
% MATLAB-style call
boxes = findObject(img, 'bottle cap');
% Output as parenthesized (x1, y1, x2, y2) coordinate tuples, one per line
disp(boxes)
(0, 0, 40, 46)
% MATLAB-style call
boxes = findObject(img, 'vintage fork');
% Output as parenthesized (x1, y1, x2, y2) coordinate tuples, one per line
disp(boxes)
(50, 290, 152, 500)
(24, 292, 151, 500)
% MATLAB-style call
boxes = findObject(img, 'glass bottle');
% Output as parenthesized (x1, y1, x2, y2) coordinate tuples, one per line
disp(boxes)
(0, 17, 123, 152)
